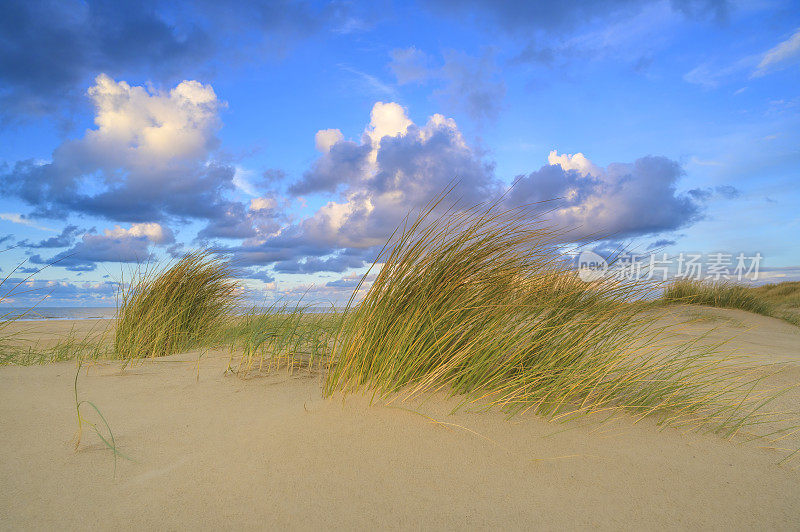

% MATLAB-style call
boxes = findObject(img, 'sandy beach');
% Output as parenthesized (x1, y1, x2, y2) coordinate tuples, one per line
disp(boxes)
(1, 305, 799, 530)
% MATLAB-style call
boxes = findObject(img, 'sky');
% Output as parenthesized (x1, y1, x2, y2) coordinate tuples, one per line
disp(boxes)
(0, 0, 798, 306)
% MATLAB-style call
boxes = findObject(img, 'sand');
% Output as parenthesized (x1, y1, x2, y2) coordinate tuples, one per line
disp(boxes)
(1, 306, 799, 530)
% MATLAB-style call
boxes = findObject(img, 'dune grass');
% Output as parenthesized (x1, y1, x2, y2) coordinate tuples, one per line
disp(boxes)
(0, 258, 67, 364)
(0, 199, 795, 444)
(114, 251, 241, 362)
(663, 278, 771, 314)
(663, 278, 800, 326)
(225, 303, 338, 378)
(751, 281, 800, 326)
(0, 330, 113, 365)
(323, 195, 791, 436)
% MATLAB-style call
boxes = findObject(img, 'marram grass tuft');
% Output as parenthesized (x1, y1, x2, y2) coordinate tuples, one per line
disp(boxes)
(114, 251, 241, 361)
(663, 278, 772, 315)
(324, 195, 790, 436)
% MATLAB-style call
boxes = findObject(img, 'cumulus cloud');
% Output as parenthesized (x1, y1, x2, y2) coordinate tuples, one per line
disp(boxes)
(314, 129, 345, 152)
(289, 102, 413, 196)
(2, 75, 273, 240)
(505, 152, 701, 240)
(104, 222, 175, 244)
(546, 150, 602, 177)
(30, 222, 173, 271)
(235, 102, 701, 273)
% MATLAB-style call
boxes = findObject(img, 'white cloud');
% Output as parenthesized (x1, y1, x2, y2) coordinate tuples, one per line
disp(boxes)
(364, 101, 413, 148)
(250, 197, 277, 211)
(103, 222, 174, 244)
(753, 28, 800, 77)
(85, 74, 222, 168)
(315, 128, 344, 152)
(547, 150, 602, 177)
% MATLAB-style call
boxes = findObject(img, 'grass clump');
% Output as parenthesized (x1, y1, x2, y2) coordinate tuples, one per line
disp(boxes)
(1, 333, 112, 365)
(225, 303, 338, 378)
(751, 281, 800, 326)
(324, 196, 785, 434)
(663, 278, 772, 315)
(663, 278, 800, 326)
(114, 251, 240, 361)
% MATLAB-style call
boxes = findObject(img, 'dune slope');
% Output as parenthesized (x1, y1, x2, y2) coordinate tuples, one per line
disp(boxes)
(1, 306, 799, 530)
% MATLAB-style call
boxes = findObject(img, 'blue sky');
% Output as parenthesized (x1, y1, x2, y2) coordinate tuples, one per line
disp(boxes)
(0, 0, 798, 306)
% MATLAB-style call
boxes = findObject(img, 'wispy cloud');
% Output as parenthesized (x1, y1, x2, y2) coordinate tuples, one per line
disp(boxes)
(233, 166, 259, 196)
(752, 28, 800, 78)
(0, 212, 53, 231)
(338, 65, 398, 99)
(686, 27, 800, 88)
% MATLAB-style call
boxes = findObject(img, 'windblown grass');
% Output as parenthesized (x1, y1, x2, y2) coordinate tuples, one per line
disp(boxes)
(751, 281, 800, 326)
(0, 330, 113, 365)
(663, 278, 772, 315)
(324, 195, 791, 436)
(225, 303, 338, 378)
(663, 278, 800, 326)
(114, 251, 241, 362)
(0, 258, 61, 363)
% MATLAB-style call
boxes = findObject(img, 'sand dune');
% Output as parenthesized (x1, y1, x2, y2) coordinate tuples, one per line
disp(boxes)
(1, 306, 799, 529)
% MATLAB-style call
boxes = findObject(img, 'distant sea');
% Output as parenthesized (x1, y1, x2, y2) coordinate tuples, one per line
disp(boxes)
(0, 307, 117, 321)
(0, 305, 346, 321)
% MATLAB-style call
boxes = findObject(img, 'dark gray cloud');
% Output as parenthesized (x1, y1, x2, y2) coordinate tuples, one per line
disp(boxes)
(3, 153, 239, 223)
(197, 201, 283, 241)
(0, 0, 354, 120)
(689, 188, 713, 201)
(29, 224, 83, 248)
(273, 247, 379, 274)
(504, 155, 702, 240)
(289, 141, 372, 195)
(197, 203, 258, 241)
(648, 238, 677, 250)
(715, 184, 741, 199)
(239, 267, 276, 283)
(29, 223, 173, 271)
(688, 184, 741, 202)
